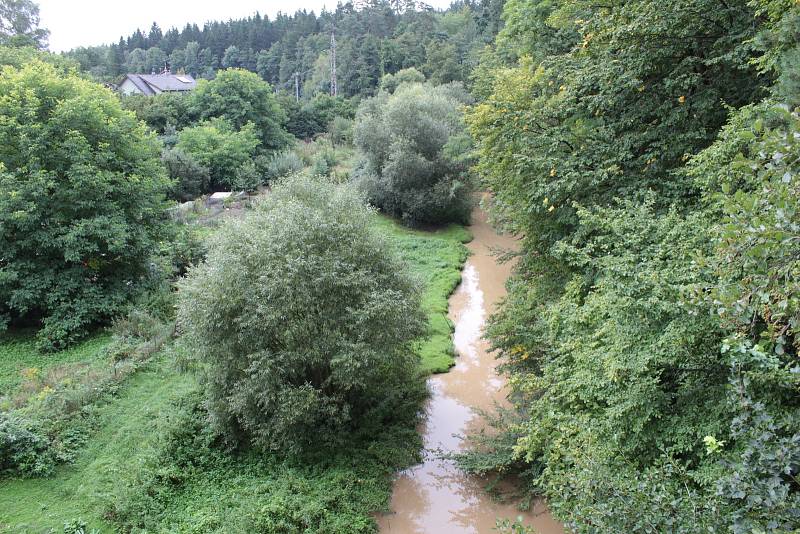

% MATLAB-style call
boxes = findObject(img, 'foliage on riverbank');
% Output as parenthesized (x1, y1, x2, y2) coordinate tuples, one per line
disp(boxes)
(465, 0, 800, 530)
(0, 190, 470, 532)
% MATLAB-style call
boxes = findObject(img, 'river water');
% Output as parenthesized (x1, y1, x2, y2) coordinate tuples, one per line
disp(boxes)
(377, 207, 564, 534)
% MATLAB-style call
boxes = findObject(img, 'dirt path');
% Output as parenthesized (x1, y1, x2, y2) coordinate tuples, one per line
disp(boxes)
(377, 206, 564, 534)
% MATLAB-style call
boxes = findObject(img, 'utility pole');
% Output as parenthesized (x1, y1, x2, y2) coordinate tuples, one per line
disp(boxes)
(330, 30, 337, 97)
(294, 72, 299, 102)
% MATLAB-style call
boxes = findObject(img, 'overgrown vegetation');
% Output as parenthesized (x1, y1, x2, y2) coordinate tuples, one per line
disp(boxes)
(0, 189, 470, 533)
(177, 176, 428, 453)
(8, 0, 797, 530)
(463, 0, 800, 530)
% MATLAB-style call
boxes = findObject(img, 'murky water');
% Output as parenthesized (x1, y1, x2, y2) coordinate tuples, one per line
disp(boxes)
(378, 207, 564, 534)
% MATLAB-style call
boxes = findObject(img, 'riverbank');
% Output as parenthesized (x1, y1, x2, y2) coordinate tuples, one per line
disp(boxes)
(0, 211, 471, 533)
(378, 206, 564, 534)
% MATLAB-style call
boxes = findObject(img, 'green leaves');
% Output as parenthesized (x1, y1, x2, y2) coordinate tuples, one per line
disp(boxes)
(175, 118, 259, 191)
(468, 0, 800, 530)
(189, 68, 289, 151)
(354, 82, 474, 226)
(0, 60, 169, 349)
(177, 176, 427, 453)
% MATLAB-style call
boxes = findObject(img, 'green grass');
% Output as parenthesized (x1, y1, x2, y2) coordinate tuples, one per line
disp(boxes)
(375, 215, 471, 373)
(0, 330, 112, 395)
(0, 357, 197, 533)
(0, 213, 470, 533)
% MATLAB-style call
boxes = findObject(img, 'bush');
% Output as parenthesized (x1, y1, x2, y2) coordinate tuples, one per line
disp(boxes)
(175, 118, 260, 191)
(0, 413, 55, 476)
(0, 61, 170, 350)
(162, 148, 210, 201)
(311, 155, 330, 177)
(264, 150, 304, 181)
(233, 160, 262, 192)
(354, 83, 474, 226)
(121, 92, 191, 135)
(281, 94, 357, 140)
(328, 116, 353, 146)
(177, 176, 427, 453)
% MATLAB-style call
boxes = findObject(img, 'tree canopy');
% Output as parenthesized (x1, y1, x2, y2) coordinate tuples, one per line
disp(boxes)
(354, 82, 474, 226)
(63, 1, 505, 99)
(464, 0, 800, 530)
(189, 68, 289, 150)
(0, 61, 169, 349)
(0, 0, 48, 49)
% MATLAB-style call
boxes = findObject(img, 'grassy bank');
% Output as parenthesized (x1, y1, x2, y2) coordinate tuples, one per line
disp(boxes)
(0, 332, 112, 397)
(0, 356, 196, 532)
(375, 216, 471, 373)
(0, 213, 470, 533)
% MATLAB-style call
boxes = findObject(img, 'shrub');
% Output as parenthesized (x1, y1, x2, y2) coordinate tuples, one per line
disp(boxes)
(232, 160, 261, 192)
(354, 83, 474, 226)
(162, 148, 210, 201)
(281, 94, 357, 140)
(328, 116, 353, 146)
(0, 413, 55, 476)
(265, 150, 304, 181)
(175, 118, 259, 191)
(311, 155, 330, 177)
(0, 61, 170, 350)
(177, 176, 427, 452)
(121, 92, 191, 135)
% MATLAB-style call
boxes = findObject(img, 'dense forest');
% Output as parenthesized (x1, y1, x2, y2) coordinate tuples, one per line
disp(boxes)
(67, 0, 504, 97)
(1, 0, 799, 531)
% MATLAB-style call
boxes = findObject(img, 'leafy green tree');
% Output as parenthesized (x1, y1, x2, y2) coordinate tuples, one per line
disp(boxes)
(144, 46, 167, 73)
(125, 48, 146, 73)
(0, 61, 169, 349)
(354, 82, 474, 226)
(462, 0, 800, 530)
(380, 67, 425, 93)
(177, 176, 427, 452)
(189, 68, 289, 150)
(175, 118, 259, 191)
(221, 45, 241, 68)
(183, 41, 200, 77)
(424, 41, 463, 85)
(162, 147, 210, 201)
(0, 0, 48, 48)
(0, 45, 77, 73)
(121, 92, 191, 134)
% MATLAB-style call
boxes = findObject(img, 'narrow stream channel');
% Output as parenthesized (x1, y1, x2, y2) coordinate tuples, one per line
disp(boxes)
(378, 207, 564, 534)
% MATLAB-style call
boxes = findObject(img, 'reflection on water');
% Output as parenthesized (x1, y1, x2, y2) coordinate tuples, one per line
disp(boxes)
(378, 207, 564, 534)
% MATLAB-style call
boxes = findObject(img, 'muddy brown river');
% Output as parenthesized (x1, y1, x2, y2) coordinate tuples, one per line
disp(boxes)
(378, 207, 564, 534)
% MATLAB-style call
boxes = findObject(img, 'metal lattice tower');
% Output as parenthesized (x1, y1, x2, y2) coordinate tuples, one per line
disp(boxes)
(330, 30, 337, 97)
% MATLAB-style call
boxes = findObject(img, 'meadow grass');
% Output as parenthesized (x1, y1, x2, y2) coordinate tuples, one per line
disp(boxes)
(0, 356, 197, 533)
(0, 331, 112, 395)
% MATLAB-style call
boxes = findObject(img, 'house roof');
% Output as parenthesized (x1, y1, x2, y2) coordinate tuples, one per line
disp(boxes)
(123, 73, 197, 95)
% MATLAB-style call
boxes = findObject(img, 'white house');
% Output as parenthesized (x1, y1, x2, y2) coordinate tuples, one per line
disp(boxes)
(118, 71, 197, 96)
